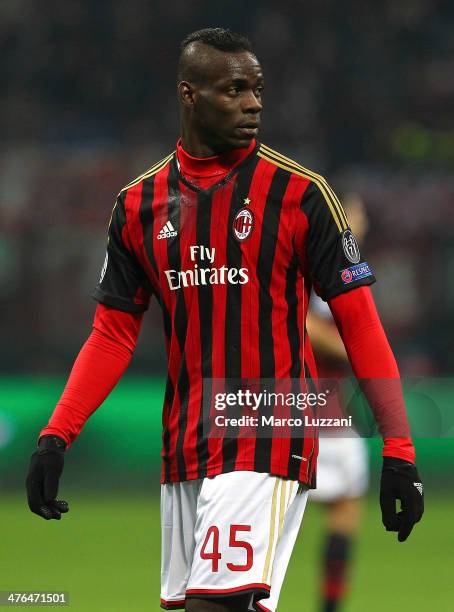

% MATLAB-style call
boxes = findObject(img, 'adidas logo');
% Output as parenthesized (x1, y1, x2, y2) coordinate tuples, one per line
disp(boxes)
(157, 220, 177, 240)
(414, 482, 423, 495)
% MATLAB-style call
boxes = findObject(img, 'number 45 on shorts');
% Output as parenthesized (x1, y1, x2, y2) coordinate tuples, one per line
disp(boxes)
(160, 472, 309, 611)
(200, 525, 253, 572)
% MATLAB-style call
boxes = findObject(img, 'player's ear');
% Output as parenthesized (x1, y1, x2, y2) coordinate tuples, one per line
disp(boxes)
(178, 81, 196, 108)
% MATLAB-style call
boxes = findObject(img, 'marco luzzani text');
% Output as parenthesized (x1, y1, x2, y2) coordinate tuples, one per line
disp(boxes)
(213, 389, 352, 428)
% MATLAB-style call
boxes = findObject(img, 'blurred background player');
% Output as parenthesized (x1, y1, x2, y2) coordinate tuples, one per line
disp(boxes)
(307, 194, 370, 612)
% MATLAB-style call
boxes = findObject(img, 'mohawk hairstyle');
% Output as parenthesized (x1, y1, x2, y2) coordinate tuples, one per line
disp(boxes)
(180, 27, 252, 53)
(178, 27, 253, 81)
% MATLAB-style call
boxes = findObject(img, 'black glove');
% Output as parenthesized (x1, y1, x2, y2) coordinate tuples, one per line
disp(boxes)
(26, 435, 69, 520)
(380, 456, 424, 542)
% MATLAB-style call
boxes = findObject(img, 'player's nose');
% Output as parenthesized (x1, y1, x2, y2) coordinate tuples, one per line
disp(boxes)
(242, 89, 262, 114)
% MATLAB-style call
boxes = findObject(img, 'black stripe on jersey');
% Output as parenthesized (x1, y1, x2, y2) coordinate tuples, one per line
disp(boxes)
(195, 191, 214, 478)
(162, 378, 174, 483)
(223, 155, 261, 466)
(257, 167, 291, 375)
(140, 175, 172, 332)
(303, 355, 318, 484)
(286, 258, 307, 480)
(166, 176, 189, 482)
(139, 176, 159, 280)
(254, 167, 292, 473)
(140, 175, 173, 481)
(160, 291, 173, 483)
(286, 257, 301, 379)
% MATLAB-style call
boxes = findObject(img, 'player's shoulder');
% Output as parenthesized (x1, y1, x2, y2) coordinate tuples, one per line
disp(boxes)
(118, 150, 175, 197)
(257, 143, 348, 232)
(257, 142, 328, 190)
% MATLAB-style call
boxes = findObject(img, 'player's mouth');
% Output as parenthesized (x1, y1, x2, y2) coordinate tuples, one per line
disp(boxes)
(236, 123, 259, 137)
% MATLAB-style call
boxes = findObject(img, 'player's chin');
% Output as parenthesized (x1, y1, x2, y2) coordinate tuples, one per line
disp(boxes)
(227, 131, 258, 148)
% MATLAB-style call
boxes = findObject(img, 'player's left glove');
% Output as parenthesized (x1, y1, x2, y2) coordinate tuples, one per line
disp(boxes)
(380, 456, 424, 542)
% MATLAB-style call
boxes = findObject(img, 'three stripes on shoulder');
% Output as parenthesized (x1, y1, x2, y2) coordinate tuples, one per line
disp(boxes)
(120, 152, 175, 194)
(258, 144, 348, 233)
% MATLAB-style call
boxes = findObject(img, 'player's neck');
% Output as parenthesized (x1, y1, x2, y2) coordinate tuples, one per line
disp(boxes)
(179, 130, 230, 158)
(177, 138, 255, 178)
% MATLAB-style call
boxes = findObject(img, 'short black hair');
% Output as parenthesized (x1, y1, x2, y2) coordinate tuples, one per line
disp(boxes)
(178, 28, 253, 82)
(180, 27, 253, 54)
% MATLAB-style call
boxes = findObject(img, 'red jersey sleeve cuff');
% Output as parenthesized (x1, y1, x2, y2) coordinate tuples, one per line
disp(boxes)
(383, 437, 415, 464)
(38, 428, 72, 448)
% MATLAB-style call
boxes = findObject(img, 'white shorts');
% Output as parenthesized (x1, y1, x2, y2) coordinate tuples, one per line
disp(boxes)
(309, 436, 369, 503)
(160, 471, 309, 611)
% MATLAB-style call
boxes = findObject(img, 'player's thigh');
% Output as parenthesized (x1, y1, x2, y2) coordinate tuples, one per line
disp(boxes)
(185, 593, 251, 612)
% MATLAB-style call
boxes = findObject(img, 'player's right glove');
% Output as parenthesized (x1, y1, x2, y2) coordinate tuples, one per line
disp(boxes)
(380, 456, 424, 542)
(26, 434, 69, 520)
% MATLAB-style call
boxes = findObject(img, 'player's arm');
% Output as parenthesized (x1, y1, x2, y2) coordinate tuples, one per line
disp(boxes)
(297, 178, 423, 541)
(26, 305, 143, 519)
(26, 192, 153, 520)
(329, 287, 423, 541)
(329, 287, 413, 458)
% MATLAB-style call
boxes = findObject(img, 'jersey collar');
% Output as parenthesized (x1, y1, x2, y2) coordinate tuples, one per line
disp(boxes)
(176, 139, 257, 179)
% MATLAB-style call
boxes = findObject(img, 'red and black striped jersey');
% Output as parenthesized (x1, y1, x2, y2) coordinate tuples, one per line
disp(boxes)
(93, 142, 376, 486)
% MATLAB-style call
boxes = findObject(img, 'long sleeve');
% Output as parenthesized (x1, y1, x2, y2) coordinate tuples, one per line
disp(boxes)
(39, 304, 143, 447)
(329, 286, 415, 463)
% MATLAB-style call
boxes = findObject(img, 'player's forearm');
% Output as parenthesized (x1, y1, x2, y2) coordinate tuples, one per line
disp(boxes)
(39, 328, 133, 446)
(40, 305, 143, 447)
(329, 286, 415, 463)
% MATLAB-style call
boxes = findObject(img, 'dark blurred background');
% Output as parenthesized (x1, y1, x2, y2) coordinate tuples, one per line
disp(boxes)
(1, 0, 453, 374)
(1, 3, 454, 611)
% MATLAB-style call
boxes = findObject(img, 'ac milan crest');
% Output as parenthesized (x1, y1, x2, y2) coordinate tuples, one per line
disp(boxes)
(233, 208, 254, 241)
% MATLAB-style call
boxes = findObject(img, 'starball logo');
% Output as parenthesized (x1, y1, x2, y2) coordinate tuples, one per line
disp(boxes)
(164, 245, 249, 290)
